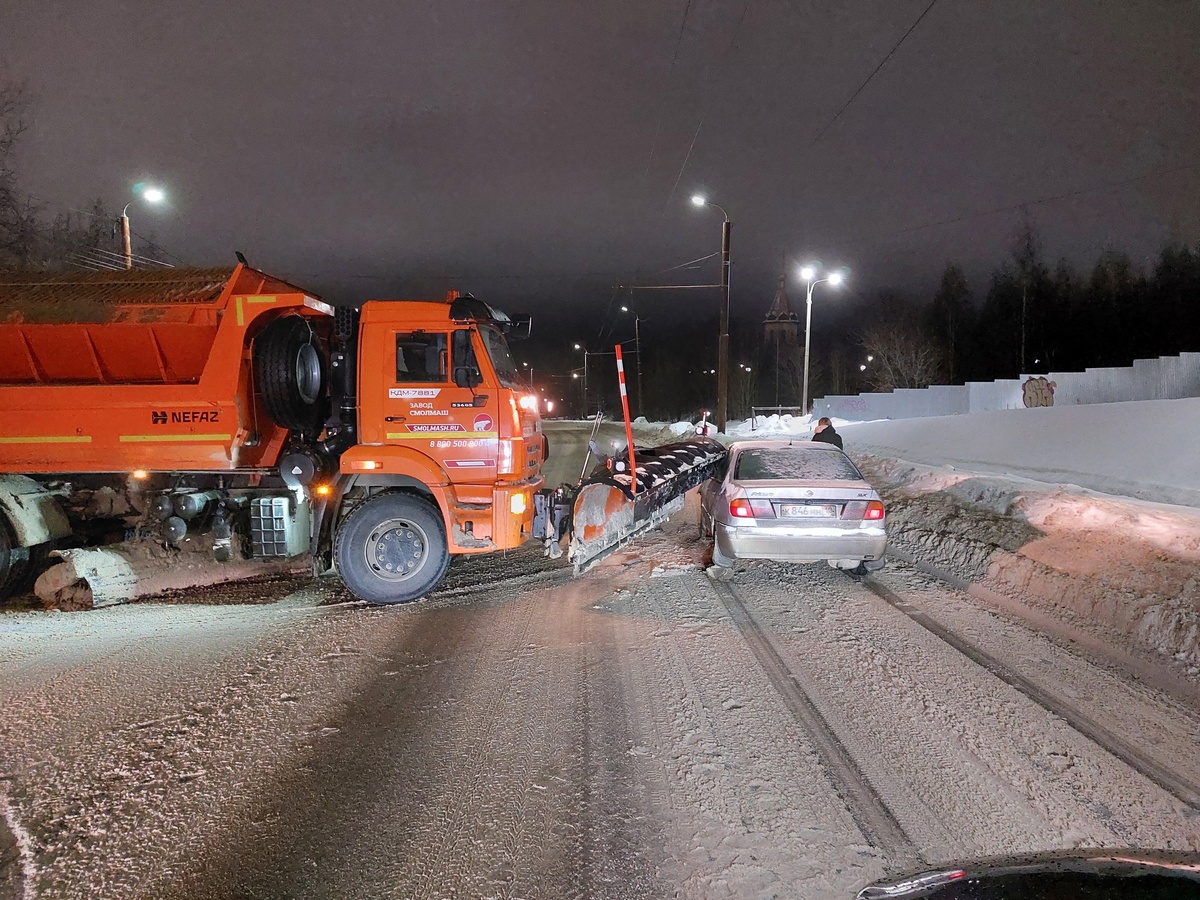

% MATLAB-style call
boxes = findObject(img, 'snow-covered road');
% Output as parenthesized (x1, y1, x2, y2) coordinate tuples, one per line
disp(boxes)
(2, 507, 1199, 899)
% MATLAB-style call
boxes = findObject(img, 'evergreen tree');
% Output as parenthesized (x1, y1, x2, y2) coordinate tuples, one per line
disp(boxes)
(926, 263, 974, 383)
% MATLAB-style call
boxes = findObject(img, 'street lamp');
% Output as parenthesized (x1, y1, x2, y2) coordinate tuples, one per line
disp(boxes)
(798, 264, 846, 418)
(691, 193, 732, 433)
(620, 304, 644, 416)
(120, 185, 165, 270)
(573, 344, 589, 415)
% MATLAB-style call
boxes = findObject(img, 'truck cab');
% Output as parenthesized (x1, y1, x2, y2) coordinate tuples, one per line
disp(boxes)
(326, 293, 546, 603)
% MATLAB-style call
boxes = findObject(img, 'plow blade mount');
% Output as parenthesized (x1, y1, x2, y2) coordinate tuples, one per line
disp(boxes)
(568, 437, 726, 573)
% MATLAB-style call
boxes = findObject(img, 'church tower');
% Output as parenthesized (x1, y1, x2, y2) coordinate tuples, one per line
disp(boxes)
(763, 274, 799, 346)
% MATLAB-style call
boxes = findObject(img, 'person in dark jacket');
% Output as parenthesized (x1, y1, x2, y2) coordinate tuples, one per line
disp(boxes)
(811, 416, 843, 449)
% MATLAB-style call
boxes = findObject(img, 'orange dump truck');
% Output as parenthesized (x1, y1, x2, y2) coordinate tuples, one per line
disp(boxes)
(0, 265, 551, 606)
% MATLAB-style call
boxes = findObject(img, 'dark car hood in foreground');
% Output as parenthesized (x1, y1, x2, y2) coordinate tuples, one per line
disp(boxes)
(857, 849, 1200, 898)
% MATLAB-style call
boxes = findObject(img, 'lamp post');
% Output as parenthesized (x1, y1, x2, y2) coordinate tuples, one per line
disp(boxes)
(798, 265, 845, 419)
(571, 370, 583, 416)
(691, 194, 731, 433)
(573, 343, 589, 415)
(120, 185, 165, 269)
(620, 304, 643, 416)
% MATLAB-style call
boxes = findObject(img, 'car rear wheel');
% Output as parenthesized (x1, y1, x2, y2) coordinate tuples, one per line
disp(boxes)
(335, 493, 451, 604)
(709, 522, 734, 568)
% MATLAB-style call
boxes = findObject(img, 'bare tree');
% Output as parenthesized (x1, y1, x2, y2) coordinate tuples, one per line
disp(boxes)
(731, 364, 757, 419)
(0, 76, 33, 266)
(860, 323, 945, 390)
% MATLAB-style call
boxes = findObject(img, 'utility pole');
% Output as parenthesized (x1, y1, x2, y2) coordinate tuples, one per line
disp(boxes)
(691, 195, 732, 433)
(633, 314, 643, 417)
(1020, 281, 1027, 373)
(118, 187, 165, 270)
(717, 218, 731, 432)
(120, 208, 132, 269)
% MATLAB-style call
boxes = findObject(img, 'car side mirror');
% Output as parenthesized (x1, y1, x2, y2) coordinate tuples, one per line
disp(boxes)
(507, 313, 532, 341)
(453, 366, 483, 389)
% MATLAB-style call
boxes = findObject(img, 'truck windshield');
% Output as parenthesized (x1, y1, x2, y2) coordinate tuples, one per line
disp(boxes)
(479, 326, 522, 389)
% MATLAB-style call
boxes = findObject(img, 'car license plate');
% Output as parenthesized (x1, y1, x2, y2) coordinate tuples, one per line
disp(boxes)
(780, 504, 837, 519)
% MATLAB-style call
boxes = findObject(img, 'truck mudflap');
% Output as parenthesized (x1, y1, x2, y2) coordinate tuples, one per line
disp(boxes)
(566, 437, 726, 573)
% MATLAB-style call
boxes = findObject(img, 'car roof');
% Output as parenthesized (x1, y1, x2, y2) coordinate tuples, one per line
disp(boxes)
(727, 438, 844, 452)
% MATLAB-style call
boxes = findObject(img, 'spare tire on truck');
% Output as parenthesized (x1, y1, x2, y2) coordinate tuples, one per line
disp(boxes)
(253, 316, 329, 436)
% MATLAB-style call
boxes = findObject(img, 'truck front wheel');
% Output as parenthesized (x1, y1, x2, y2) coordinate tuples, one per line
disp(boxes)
(334, 493, 451, 604)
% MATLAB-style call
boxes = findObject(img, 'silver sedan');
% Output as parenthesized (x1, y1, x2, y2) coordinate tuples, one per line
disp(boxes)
(699, 439, 887, 573)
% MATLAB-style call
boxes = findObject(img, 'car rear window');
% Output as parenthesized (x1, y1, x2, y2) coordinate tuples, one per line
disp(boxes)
(733, 446, 862, 481)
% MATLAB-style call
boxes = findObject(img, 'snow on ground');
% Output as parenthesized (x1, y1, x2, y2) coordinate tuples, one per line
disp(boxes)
(3, 420, 1200, 897)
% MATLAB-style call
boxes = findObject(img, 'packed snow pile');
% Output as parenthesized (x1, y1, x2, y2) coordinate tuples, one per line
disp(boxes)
(669, 412, 815, 439)
(860, 456, 1200, 670)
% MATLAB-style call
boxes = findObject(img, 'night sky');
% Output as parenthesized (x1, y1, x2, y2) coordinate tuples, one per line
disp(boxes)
(4, 1, 1198, 324)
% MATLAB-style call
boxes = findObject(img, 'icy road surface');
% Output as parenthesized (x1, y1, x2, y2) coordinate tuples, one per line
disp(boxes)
(3, 515, 1200, 898)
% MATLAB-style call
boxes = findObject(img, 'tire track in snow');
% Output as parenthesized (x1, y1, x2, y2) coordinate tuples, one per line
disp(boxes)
(708, 579, 923, 870)
(857, 573, 1200, 811)
(0, 783, 35, 900)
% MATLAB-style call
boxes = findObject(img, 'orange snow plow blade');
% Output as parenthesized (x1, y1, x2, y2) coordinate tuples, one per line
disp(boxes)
(567, 437, 726, 572)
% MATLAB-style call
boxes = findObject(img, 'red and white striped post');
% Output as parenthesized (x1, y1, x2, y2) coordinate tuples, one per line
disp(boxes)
(615, 344, 637, 495)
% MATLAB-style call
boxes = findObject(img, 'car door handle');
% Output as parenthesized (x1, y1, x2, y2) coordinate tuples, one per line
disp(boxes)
(385, 416, 406, 422)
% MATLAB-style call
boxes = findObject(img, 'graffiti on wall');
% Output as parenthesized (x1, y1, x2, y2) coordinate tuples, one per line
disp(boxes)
(1022, 376, 1057, 408)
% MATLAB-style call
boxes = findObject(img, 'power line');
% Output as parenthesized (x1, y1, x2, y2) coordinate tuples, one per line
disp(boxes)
(641, 0, 693, 180)
(661, 0, 753, 214)
(857, 157, 1200, 245)
(809, 0, 941, 148)
(646, 250, 720, 278)
(81, 244, 173, 267)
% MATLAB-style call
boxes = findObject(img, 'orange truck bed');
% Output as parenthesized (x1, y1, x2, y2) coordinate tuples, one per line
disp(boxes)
(0, 265, 332, 473)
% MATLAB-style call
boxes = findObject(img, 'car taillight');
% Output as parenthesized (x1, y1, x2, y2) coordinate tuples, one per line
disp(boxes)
(729, 498, 775, 519)
(864, 500, 885, 520)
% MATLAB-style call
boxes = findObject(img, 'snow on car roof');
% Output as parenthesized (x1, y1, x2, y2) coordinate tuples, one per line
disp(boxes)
(731, 442, 863, 481)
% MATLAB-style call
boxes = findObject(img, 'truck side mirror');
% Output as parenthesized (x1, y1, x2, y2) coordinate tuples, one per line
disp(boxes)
(507, 314, 532, 341)
(453, 366, 483, 389)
